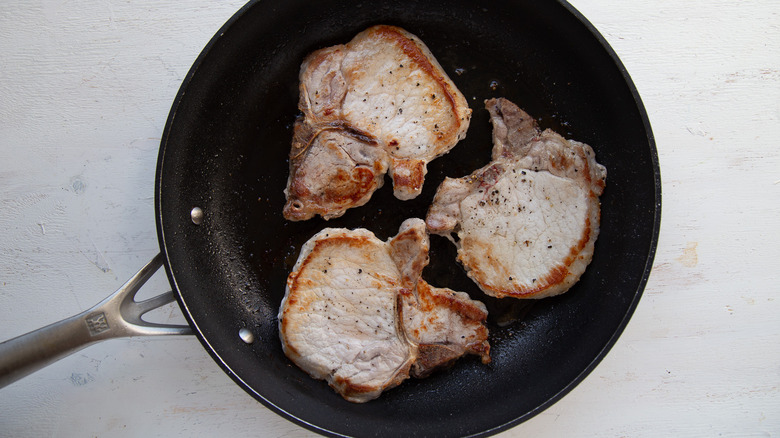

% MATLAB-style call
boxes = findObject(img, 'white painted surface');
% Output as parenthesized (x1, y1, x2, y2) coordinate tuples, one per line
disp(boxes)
(1, 1, 778, 437)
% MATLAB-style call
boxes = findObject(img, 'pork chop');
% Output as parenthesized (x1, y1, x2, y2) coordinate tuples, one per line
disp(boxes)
(283, 25, 472, 221)
(426, 98, 607, 299)
(278, 218, 489, 402)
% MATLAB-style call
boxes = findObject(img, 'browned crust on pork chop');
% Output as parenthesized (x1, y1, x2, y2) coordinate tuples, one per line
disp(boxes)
(371, 25, 465, 140)
(401, 280, 490, 378)
(284, 25, 471, 221)
(278, 219, 489, 402)
(426, 98, 606, 299)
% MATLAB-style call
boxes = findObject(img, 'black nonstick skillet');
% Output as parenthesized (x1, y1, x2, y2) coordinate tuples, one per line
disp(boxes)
(0, 1, 660, 436)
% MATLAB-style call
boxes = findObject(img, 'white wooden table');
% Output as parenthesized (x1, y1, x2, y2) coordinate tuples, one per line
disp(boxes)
(1, 1, 778, 436)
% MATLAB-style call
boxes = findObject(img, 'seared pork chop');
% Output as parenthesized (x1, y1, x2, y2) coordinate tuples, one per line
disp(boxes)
(278, 219, 489, 402)
(283, 25, 472, 221)
(426, 98, 607, 299)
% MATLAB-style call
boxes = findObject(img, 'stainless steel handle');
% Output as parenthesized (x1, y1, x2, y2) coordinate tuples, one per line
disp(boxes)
(0, 254, 192, 389)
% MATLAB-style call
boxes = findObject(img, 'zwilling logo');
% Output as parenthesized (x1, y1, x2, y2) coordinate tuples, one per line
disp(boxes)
(85, 313, 110, 336)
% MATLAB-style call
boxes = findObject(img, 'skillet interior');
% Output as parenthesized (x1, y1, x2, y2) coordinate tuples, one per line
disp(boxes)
(156, 0, 660, 436)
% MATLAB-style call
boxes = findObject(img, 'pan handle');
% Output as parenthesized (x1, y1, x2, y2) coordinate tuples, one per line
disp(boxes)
(0, 253, 192, 389)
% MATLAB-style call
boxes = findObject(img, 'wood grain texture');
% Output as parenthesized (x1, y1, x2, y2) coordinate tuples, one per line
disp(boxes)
(1, 0, 778, 437)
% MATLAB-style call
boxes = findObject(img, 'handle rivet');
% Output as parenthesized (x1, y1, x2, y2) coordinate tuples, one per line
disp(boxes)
(238, 328, 255, 344)
(190, 207, 204, 225)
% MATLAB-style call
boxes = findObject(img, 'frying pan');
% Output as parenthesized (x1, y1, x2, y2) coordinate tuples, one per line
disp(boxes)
(0, 0, 660, 436)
